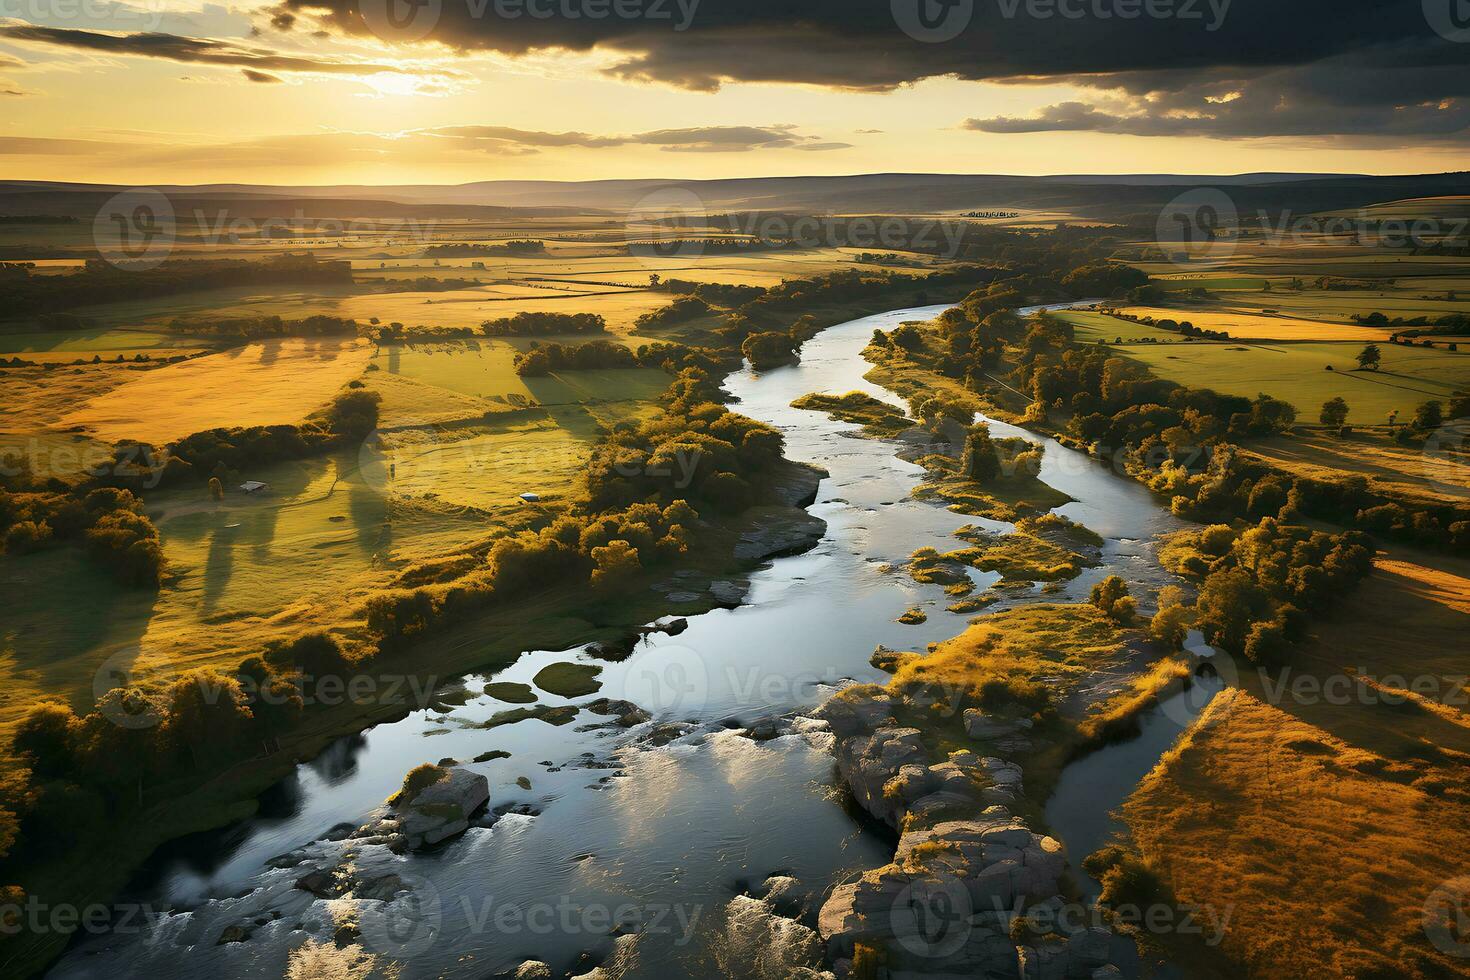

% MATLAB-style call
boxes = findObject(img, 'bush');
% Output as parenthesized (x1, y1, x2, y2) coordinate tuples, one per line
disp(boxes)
(326, 389, 382, 440)
(3, 519, 51, 555)
(1090, 575, 1135, 622)
(393, 764, 449, 806)
(590, 539, 641, 592)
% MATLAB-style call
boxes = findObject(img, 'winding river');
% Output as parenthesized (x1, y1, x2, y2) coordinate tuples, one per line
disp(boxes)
(50, 304, 1216, 979)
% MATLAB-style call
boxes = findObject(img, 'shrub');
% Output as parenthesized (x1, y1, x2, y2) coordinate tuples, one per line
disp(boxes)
(393, 764, 449, 806)
(1090, 575, 1135, 622)
(3, 519, 52, 555)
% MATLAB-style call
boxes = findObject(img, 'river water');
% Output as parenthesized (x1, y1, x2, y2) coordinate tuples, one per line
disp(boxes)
(50, 304, 1207, 979)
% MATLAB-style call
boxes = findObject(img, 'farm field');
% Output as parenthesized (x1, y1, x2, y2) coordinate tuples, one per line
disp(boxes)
(1241, 429, 1470, 506)
(1052, 309, 1181, 343)
(1121, 548, 1470, 978)
(1112, 305, 1394, 341)
(0, 327, 214, 356)
(1119, 339, 1470, 421)
(59, 338, 374, 444)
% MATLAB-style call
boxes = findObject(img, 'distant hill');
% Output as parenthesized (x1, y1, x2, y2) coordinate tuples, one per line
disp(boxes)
(5, 172, 1470, 225)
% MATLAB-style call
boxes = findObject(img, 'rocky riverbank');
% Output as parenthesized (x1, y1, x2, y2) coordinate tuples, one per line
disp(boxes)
(810, 684, 1128, 979)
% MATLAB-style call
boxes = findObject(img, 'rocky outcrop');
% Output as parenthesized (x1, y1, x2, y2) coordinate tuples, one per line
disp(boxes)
(810, 685, 1126, 978)
(354, 767, 490, 852)
(733, 507, 828, 562)
(766, 461, 828, 508)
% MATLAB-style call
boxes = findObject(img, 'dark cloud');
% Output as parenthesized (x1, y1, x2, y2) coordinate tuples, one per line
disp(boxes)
(0, 25, 435, 76)
(271, 0, 1448, 85)
(967, 41, 1470, 140)
(419, 124, 824, 153)
(269, 0, 1470, 141)
(242, 69, 283, 83)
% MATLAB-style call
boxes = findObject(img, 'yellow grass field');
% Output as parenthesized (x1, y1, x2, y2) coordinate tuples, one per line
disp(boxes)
(1121, 550, 1470, 979)
(1120, 340, 1470, 421)
(60, 338, 374, 443)
(1242, 430, 1470, 507)
(1114, 306, 1393, 342)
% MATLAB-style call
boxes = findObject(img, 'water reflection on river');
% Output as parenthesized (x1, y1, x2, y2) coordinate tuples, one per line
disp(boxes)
(51, 305, 1204, 979)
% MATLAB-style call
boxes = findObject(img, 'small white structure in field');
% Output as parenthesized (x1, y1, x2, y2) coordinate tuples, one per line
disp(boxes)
(239, 481, 270, 494)
(518, 492, 541, 503)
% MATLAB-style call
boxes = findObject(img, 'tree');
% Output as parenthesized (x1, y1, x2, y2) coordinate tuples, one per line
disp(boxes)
(1090, 575, 1136, 622)
(1149, 585, 1193, 649)
(960, 424, 1000, 482)
(1414, 399, 1444, 432)
(1319, 397, 1349, 428)
(326, 388, 382, 440)
(13, 703, 79, 779)
(1356, 343, 1382, 372)
(590, 539, 641, 592)
(208, 476, 224, 501)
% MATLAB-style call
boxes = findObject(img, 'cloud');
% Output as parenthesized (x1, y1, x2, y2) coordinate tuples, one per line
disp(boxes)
(0, 135, 124, 154)
(0, 25, 440, 77)
(267, 0, 1470, 141)
(242, 69, 282, 83)
(966, 43, 1470, 141)
(796, 141, 853, 151)
(418, 124, 827, 153)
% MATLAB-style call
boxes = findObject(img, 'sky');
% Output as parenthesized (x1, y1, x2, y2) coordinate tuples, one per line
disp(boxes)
(3, 0, 1470, 185)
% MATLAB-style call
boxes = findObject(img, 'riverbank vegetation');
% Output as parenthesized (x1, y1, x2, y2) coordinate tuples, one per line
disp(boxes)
(0, 253, 1015, 977)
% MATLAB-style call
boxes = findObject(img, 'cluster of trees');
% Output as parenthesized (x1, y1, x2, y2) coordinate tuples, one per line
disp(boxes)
(481, 312, 607, 337)
(1161, 518, 1374, 663)
(635, 296, 713, 330)
(512, 340, 697, 377)
(366, 500, 700, 646)
(903, 279, 1470, 553)
(1101, 309, 1232, 341)
(1059, 262, 1151, 298)
(627, 238, 796, 257)
(1151, 444, 1470, 549)
(0, 487, 164, 586)
(2, 631, 363, 872)
(422, 241, 545, 257)
(168, 314, 360, 340)
(107, 389, 381, 494)
(651, 278, 768, 308)
(0, 254, 352, 318)
(583, 371, 787, 513)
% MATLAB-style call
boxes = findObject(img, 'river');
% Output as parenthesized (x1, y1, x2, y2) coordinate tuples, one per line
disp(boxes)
(49, 303, 1214, 979)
